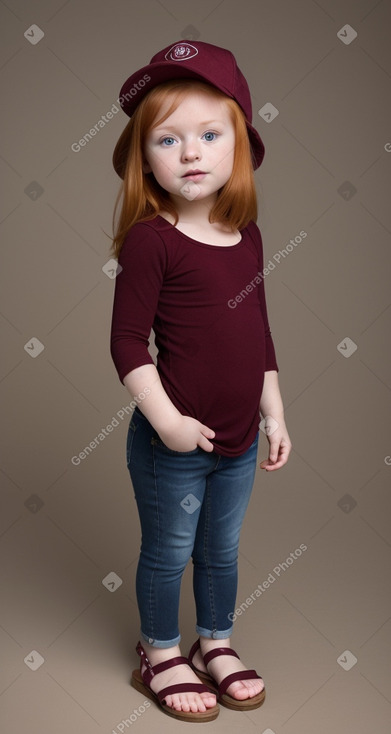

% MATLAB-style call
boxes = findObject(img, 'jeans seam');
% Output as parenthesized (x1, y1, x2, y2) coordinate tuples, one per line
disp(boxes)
(203, 476, 217, 633)
(147, 441, 161, 642)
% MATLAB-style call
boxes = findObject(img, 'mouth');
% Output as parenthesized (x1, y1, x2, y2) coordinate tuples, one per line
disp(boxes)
(182, 170, 207, 181)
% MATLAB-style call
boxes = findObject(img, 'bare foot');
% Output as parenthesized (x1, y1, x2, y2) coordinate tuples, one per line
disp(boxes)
(141, 642, 217, 713)
(193, 637, 264, 700)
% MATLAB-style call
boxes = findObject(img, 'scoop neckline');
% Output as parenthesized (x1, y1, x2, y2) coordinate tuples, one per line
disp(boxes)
(156, 215, 245, 250)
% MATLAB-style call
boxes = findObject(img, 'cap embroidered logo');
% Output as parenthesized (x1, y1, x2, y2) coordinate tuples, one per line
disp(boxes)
(165, 43, 199, 61)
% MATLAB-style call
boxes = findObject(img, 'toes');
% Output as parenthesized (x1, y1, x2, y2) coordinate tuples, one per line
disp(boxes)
(168, 694, 191, 712)
(184, 694, 205, 713)
(164, 693, 210, 713)
(245, 679, 265, 698)
(200, 692, 217, 707)
(193, 695, 207, 712)
(227, 681, 250, 700)
(227, 679, 264, 700)
(245, 679, 264, 698)
(180, 696, 193, 712)
(177, 696, 190, 712)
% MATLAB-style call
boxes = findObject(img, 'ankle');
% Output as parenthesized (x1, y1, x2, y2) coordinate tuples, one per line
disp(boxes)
(141, 641, 180, 664)
(199, 636, 231, 653)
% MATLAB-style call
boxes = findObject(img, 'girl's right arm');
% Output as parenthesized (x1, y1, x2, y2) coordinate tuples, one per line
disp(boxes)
(111, 225, 215, 452)
(123, 364, 215, 452)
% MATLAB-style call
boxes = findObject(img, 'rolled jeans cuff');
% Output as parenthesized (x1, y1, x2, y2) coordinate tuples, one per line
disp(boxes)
(196, 624, 233, 639)
(140, 628, 181, 649)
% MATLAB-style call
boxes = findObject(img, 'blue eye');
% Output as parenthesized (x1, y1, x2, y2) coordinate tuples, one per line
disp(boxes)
(161, 137, 176, 146)
(203, 132, 217, 141)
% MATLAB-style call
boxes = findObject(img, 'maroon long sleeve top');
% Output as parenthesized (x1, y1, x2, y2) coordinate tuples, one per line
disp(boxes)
(110, 215, 279, 456)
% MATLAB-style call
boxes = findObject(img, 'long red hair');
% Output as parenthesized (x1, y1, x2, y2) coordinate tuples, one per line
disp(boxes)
(111, 80, 257, 258)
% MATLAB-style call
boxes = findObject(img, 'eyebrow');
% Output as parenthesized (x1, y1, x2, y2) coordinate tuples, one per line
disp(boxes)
(153, 119, 224, 131)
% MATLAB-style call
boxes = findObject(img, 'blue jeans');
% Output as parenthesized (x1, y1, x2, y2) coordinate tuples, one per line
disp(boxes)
(126, 406, 259, 649)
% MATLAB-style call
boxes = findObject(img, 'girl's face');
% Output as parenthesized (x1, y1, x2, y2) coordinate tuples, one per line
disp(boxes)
(143, 90, 235, 204)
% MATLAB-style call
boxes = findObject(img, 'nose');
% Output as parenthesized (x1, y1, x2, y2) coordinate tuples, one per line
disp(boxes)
(181, 138, 201, 162)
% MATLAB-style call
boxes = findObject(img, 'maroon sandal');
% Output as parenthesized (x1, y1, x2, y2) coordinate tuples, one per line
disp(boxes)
(188, 639, 266, 711)
(131, 641, 220, 722)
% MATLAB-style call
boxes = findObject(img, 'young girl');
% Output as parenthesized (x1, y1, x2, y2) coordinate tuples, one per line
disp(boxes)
(110, 40, 292, 722)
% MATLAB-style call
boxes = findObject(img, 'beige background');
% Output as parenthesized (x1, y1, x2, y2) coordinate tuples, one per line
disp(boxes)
(1, 1, 390, 732)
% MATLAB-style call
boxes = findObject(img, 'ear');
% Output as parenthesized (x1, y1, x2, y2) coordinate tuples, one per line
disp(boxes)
(142, 159, 152, 174)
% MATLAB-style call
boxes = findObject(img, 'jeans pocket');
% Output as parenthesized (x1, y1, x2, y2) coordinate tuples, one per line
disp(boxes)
(151, 436, 200, 456)
(126, 420, 137, 467)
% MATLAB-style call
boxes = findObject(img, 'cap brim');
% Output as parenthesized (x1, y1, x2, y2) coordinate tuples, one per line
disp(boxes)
(246, 121, 265, 170)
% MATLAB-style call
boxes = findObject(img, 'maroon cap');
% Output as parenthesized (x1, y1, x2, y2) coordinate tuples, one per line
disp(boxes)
(116, 40, 265, 172)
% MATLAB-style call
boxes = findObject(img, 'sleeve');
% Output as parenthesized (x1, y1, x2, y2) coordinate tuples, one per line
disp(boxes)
(249, 221, 279, 373)
(110, 223, 167, 384)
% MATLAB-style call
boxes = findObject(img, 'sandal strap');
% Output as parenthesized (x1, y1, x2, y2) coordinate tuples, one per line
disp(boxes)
(136, 642, 189, 687)
(203, 647, 239, 666)
(157, 682, 214, 704)
(187, 639, 201, 665)
(218, 669, 262, 697)
(187, 640, 263, 700)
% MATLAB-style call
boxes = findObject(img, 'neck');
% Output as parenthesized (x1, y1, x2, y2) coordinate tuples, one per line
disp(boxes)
(169, 192, 217, 224)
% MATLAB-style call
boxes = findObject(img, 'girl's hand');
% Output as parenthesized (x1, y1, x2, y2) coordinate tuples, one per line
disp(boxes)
(158, 415, 216, 453)
(260, 418, 292, 471)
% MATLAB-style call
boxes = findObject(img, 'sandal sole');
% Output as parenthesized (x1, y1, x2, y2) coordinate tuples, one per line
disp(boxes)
(192, 667, 266, 711)
(131, 669, 220, 722)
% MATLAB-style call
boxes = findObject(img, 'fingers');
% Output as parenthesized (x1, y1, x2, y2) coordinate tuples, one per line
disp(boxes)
(198, 434, 215, 452)
(198, 424, 215, 452)
(260, 457, 286, 471)
(267, 438, 280, 465)
(201, 424, 215, 439)
(260, 440, 291, 471)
